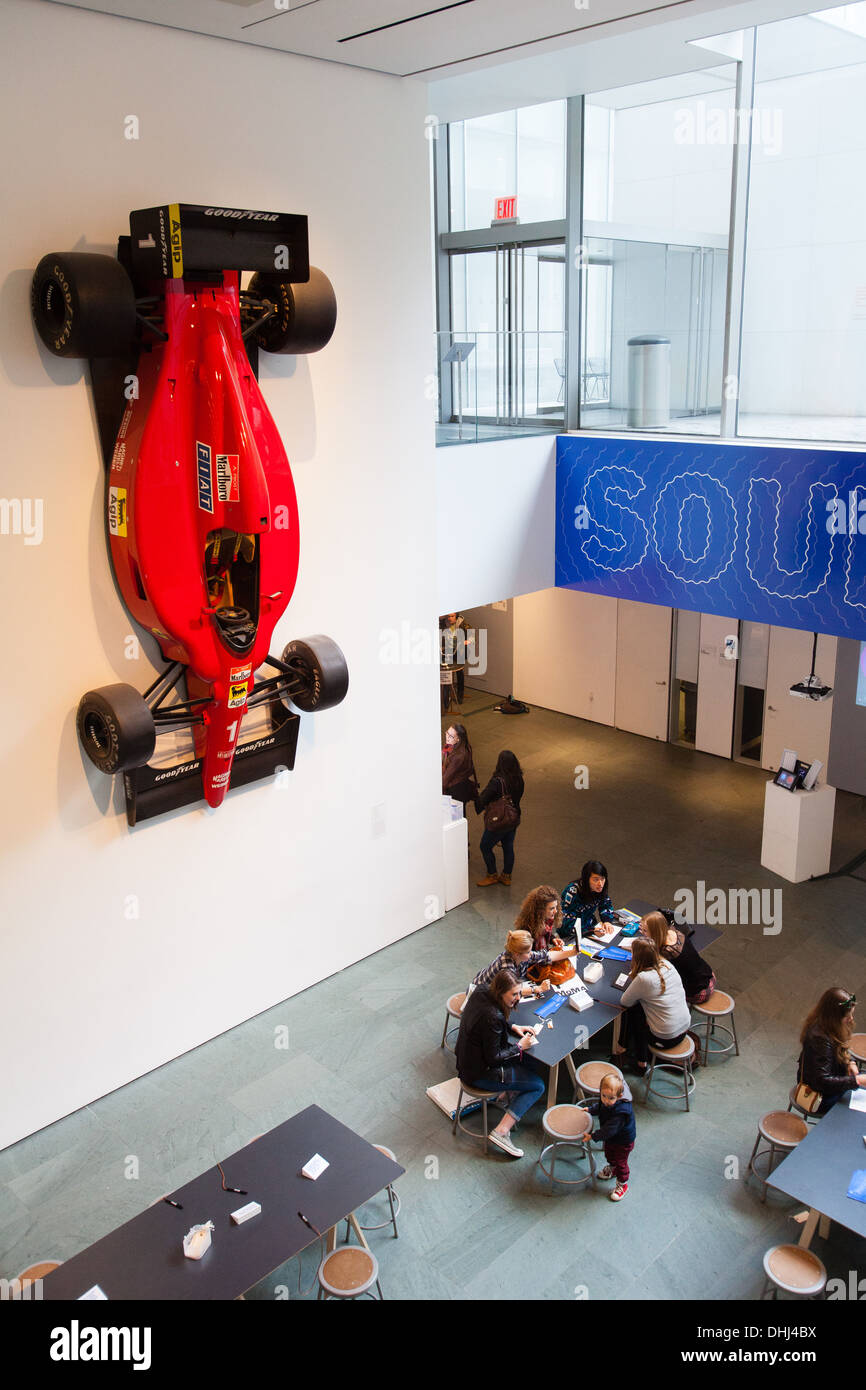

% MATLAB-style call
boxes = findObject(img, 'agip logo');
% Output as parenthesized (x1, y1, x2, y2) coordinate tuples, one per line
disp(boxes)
(108, 486, 128, 537)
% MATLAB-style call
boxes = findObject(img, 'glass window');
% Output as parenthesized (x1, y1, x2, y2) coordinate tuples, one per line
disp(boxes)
(580, 69, 737, 435)
(738, 7, 866, 444)
(449, 101, 565, 232)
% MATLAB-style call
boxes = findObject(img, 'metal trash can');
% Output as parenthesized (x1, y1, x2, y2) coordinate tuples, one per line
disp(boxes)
(627, 335, 670, 428)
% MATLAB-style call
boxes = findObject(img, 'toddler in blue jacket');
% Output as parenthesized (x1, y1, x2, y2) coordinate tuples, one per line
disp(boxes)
(584, 1073, 636, 1201)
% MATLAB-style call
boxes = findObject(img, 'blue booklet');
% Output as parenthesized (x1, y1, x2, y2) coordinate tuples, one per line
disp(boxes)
(534, 993, 566, 1018)
(846, 1169, 866, 1204)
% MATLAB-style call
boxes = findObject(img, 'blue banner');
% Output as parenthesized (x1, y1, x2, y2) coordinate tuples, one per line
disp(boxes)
(556, 435, 866, 641)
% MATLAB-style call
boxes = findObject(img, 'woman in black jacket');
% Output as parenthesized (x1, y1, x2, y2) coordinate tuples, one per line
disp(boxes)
(641, 911, 715, 1003)
(475, 750, 524, 888)
(797, 987, 866, 1116)
(455, 969, 545, 1158)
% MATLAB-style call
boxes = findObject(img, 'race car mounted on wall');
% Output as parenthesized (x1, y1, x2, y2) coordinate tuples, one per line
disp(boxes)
(31, 203, 348, 825)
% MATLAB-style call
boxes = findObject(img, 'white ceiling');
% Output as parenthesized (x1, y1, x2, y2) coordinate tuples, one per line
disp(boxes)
(43, 0, 755, 78)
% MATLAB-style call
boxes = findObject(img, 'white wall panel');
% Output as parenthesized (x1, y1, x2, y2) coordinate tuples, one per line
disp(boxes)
(437, 434, 556, 614)
(615, 600, 671, 740)
(0, 0, 443, 1148)
(513, 588, 617, 725)
(762, 626, 837, 773)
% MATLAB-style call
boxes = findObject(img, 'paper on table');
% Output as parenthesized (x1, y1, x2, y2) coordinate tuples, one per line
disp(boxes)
(589, 924, 619, 947)
(849, 1089, 866, 1113)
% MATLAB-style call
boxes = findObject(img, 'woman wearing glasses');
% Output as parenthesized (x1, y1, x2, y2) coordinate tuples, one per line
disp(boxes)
(797, 988, 866, 1116)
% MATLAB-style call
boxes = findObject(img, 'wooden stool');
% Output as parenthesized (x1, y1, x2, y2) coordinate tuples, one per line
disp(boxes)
(850, 1033, 866, 1067)
(348, 1145, 401, 1239)
(452, 1082, 499, 1154)
(9, 1261, 60, 1298)
(440, 993, 467, 1053)
(747, 1110, 809, 1202)
(538, 1105, 595, 1188)
(645, 1036, 696, 1110)
(692, 991, 739, 1064)
(317, 1246, 383, 1301)
(761, 1244, 826, 1299)
(786, 1086, 821, 1124)
(572, 1060, 624, 1103)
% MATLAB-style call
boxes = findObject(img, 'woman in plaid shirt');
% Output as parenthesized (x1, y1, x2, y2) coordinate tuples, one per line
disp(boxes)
(471, 928, 576, 1000)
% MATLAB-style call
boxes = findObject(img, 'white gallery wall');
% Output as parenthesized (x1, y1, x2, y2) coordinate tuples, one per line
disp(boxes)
(436, 434, 556, 614)
(0, 0, 442, 1149)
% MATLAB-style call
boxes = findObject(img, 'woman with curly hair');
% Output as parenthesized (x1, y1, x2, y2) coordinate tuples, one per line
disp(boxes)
(797, 988, 866, 1116)
(514, 885, 563, 953)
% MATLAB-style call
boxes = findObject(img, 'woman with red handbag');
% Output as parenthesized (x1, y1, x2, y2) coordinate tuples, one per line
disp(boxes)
(475, 750, 524, 887)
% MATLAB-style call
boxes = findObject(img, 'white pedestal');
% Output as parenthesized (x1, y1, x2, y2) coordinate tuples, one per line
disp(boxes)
(442, 817, 469, 911)
(760, 781, 836, 883)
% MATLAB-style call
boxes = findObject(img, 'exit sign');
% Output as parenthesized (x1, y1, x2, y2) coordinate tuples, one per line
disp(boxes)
(494, 196, 517, 220)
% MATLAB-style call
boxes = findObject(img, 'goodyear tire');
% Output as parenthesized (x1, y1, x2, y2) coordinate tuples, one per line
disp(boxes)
(31, 252, 136, 358)
(281, 635, 349, 713)
(244, 266, 336, 354)
(77, 684, 156, 774)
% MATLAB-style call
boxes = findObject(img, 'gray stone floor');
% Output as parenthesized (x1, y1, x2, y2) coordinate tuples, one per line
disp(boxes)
(2, 691, 864, 1301)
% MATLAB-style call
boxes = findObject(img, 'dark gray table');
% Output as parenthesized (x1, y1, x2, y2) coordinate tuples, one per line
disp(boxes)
(769, 1093, 866, 1249)
(41, 1105, 403, 1301)
(514, 898, 722, 1107)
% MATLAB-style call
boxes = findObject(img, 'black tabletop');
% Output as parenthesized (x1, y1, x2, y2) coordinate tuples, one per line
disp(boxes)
(514, 898, 722, 1066)
(41, 1105, 403, 1301)
(768, 1094, 866, 1238)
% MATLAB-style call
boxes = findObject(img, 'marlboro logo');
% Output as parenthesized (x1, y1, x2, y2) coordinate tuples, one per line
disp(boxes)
(215, 453, 240, 503)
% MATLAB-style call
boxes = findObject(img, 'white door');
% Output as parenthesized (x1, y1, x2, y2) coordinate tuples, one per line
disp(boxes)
(615, 600, 672, 740)
(762, 626, 837, 772)
(695, 614, 738, 757)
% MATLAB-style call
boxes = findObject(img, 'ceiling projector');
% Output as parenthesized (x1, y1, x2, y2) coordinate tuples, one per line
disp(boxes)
(789, 633, 832, 701)
(789, 674, 833, 701)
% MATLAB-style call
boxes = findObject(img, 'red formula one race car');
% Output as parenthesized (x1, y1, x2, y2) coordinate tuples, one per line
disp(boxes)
(32, 203, 348, 824)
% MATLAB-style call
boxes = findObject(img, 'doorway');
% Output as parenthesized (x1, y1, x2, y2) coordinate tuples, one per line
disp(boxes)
(448, 239, 565, 429)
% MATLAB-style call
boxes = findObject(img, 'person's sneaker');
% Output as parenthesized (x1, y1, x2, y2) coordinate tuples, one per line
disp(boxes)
(476, 874, 500, 887)
(498, 873, 512, 885)
(597, 1165, 614, 1179)
(489, 1130, 524, 1158)
(610, 1182, 628, 1201)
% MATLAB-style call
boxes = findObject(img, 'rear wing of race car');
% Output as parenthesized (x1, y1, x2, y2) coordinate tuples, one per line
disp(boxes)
(128, 203, 310, 282)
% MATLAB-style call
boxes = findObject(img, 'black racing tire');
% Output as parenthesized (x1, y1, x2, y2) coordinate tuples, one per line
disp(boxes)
(31, 252, 136, 358)
(244, 266, 336, 354)
(281, 635, 349, 713)
(77, 683, 156, 774)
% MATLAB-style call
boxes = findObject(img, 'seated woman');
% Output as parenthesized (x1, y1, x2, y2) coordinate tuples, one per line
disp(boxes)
(560, 861, 616, 941)
(640, 911, 715, 1005)
(516, 884, 564, 954)
(797, 987, 866, 1116)
(619, 938, 691, 1074)
(471, 928, 576, 1000)
(455, 968, 547, 1159)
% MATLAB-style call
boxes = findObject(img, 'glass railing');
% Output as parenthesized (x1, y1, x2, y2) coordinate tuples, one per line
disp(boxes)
(434, 330, 567, 446)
